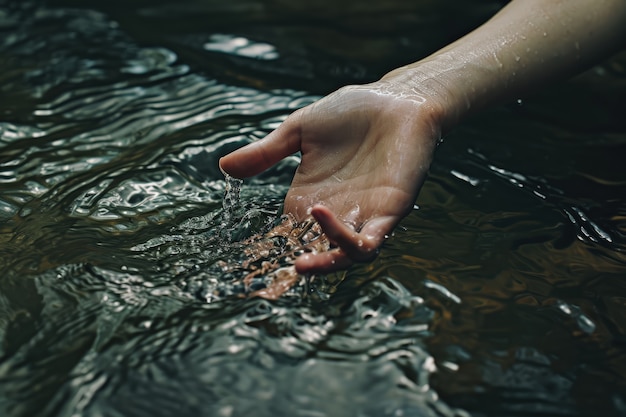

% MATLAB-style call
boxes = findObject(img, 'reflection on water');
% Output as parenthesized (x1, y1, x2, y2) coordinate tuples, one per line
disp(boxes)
(204, 34, 280, 60)
(1, 0, 626, 416)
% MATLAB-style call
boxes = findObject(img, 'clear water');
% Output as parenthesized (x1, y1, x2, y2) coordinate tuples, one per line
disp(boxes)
(1, 0, 626, 416)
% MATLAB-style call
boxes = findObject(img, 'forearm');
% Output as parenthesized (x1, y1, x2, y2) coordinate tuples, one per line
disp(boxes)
(381, 0, 626, 133)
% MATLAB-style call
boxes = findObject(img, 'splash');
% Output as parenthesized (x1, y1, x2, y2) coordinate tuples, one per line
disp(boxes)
(220, 171, 243, 233)
(166, 172, 334, 302)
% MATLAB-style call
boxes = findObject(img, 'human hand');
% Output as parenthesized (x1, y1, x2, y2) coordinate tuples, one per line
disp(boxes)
(219, 80, 444, 274)
(223, 0, 626, 275)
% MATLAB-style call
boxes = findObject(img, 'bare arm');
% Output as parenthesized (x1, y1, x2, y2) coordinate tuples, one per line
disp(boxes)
(220, 0, 626, 274)
(385, 0, 626, 132)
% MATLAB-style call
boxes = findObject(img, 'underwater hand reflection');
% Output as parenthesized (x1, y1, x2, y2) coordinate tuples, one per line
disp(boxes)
(220, 212, 332, 300)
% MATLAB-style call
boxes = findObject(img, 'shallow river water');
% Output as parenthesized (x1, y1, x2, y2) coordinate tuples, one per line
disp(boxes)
(1, 0, 626, 416)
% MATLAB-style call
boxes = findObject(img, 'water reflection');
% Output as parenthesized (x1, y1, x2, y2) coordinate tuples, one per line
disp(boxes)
(1, 0, 626, 416)
(204, 34, 280, 60)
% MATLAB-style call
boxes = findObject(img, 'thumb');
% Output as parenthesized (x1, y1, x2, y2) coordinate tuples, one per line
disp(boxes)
(219, 115, 302, 178)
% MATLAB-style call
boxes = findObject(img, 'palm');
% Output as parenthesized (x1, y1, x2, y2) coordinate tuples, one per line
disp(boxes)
(220, 84, 440, 273)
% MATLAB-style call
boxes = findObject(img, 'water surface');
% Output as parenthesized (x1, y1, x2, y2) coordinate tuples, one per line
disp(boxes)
(1, 1, 626, 416)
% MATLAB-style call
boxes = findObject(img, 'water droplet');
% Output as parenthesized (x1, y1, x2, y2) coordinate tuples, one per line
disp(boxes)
(221, 171, 243, 231)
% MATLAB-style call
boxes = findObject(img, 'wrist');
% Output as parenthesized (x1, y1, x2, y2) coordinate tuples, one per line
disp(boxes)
(378, 56, 476, 136)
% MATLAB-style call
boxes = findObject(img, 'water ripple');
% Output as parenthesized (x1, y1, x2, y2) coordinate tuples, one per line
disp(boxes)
(2, 1, 626, 416)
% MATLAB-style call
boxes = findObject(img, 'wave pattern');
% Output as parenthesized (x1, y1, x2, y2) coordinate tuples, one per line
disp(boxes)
(1, 1, 626, 417)
(0, 2, 464, 417)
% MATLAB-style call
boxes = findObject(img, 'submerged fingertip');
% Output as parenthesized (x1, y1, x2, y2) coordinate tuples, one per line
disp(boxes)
(294, 257, 313, 274)
(294, 250, 353, 275)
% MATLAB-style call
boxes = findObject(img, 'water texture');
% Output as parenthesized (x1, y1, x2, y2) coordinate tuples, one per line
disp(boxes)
(1, 0, 626, 416)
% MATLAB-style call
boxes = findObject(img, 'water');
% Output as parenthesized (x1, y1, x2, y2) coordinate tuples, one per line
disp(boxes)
(1, 0, 626, 416)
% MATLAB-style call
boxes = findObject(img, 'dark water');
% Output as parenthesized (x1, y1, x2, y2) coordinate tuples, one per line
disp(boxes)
(1, 0, 626, 416)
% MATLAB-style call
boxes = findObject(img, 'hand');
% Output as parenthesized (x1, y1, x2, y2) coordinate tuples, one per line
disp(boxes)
(221, 0, 626, 275)
(219, 80, 443, 274)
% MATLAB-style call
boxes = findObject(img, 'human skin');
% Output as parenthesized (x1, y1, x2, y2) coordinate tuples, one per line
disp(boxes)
(219, 0, 626, 274)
